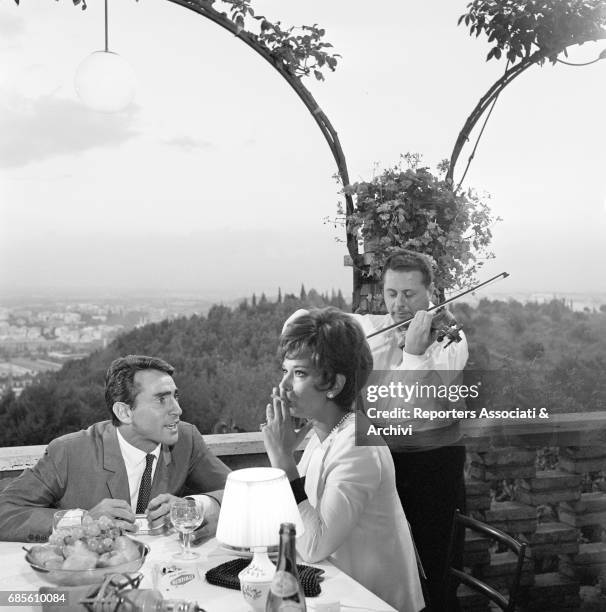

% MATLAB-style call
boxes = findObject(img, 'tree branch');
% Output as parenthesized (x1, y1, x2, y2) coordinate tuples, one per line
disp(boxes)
(447, 34, 606, 187)
(446, 50, 541, 186)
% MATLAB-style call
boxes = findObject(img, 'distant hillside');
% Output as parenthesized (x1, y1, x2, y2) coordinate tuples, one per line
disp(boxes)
(454, 298, 606, 414)
(0, 290, 346, 446)
(0, 294, 604, 446)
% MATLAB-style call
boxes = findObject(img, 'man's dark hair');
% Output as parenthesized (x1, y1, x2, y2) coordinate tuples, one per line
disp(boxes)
(278, 308, 373, 410)
(381, 249, 434, 288)
(105, 355, 175, 425)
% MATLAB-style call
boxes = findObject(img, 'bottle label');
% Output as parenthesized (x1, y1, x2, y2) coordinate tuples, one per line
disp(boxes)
(277, 604, 305, 612)
(270, 570, 299, 598)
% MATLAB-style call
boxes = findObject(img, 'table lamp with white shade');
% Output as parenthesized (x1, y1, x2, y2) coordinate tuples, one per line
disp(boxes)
(216, 467, 304, 611)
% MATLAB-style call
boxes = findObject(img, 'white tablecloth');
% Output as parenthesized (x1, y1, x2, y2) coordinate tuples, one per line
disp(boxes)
(0, 535, 396, 612)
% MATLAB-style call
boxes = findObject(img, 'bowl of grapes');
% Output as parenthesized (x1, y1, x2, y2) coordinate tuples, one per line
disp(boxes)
(24, 514, 149, 586)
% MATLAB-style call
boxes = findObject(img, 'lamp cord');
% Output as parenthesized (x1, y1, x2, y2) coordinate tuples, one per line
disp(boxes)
(104, 0, 108, 52)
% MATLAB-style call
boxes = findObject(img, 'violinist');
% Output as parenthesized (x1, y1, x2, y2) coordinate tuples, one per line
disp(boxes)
(352, 249, 468, 612)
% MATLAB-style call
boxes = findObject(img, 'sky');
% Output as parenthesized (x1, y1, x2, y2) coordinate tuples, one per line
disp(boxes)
(0, 0, 605, 300)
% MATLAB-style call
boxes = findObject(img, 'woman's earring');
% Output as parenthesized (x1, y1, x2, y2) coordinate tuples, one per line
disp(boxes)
(327, 392, 334, 399)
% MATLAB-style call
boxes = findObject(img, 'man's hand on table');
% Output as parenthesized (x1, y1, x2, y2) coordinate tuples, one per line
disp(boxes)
(190, 511, 215, 545)
(146, 494, 214, 543)
(146, 493, 182, 530)
(186, 495, 222, 544)
(88, 498, 137, 532)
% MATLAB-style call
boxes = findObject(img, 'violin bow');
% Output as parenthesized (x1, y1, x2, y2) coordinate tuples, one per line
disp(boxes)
(366, 271, 510, 339)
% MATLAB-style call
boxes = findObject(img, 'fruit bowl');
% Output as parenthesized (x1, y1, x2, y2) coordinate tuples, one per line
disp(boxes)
(25, 539, 149, 587)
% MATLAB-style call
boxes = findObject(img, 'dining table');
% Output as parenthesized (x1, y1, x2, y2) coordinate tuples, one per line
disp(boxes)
(0, 533, 397, 612)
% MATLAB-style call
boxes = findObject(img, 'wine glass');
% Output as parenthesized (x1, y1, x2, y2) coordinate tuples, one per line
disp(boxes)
(170, 499, 204, 559)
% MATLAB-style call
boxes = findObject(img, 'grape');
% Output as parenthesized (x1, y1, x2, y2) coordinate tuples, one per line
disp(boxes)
(102, 537, 114, 552)
(97, 516, 113, 530)
(83, 523, 101, 537)
(71, 527, 84, 540)
(92, 538, 105, 554)
(84, 538, 97, 552)
(48, 532, 65, 546)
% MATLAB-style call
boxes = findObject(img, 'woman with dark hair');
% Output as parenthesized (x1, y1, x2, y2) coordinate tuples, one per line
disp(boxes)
(261, 307, 425, 612)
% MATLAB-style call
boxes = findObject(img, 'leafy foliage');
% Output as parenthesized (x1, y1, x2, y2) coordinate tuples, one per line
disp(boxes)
(338, 154, 497, 294)
(1, 296, 604, 447)
(221, 0, 340, 80)
(457, 298, 606, 415)
(459, 0, 606, 65)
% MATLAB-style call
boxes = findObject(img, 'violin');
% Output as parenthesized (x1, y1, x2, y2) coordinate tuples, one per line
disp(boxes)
(366, 272, 509, 347)
(430, 308, 464, 347)
(388, 307, 463, 349)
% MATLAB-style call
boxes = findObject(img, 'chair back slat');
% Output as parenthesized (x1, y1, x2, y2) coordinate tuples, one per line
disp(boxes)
(450, 568, 510, 610)
(456, 512, 524, 555)
(444, 509, 527, 612)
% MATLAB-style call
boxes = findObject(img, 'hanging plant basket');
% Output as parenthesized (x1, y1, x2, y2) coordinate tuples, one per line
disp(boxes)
(346, 155, 497, 298)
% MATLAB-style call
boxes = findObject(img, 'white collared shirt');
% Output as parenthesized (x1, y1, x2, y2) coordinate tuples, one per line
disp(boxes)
(116, 429, 161, 512)
(351, 309, 468, 372)
(115, 428, 220, 520)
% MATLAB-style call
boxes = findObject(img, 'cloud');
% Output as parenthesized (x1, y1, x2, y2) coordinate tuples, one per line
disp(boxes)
(0, 10, 25, 39)
(161, 136, 214, 151)
(0, 95, 140, 167)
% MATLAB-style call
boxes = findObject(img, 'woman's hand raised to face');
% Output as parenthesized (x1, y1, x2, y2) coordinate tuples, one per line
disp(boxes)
(261, 387, 312, 480)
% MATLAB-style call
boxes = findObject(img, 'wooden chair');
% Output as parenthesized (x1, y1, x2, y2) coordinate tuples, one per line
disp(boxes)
(444, 509, 527, 612)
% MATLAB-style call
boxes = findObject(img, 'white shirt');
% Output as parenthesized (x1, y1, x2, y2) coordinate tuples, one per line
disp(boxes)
(115, 429, 220, 520)
(351, 311, 468, 372)
(352, 312, 469, 449)
(116, 429, 161, 512)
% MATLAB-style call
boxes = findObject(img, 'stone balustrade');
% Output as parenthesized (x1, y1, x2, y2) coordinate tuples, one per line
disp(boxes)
(2, 411, 606, 611)
(459, 412, 606, 612)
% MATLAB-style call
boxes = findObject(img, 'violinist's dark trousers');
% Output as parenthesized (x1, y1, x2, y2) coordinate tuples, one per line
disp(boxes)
(391, 445, 466, 612)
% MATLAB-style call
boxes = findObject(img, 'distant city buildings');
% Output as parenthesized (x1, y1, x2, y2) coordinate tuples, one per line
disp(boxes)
(0, 296, 213, 397)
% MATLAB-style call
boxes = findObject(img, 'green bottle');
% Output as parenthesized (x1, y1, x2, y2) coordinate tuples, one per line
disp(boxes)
(266, 523, 306, 612)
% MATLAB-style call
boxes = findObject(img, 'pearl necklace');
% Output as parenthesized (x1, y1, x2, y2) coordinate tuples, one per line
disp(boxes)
(329, 412, 353, 437)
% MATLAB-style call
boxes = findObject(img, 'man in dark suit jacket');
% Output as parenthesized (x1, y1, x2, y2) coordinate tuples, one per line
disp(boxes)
(0, 355, 230, 542)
